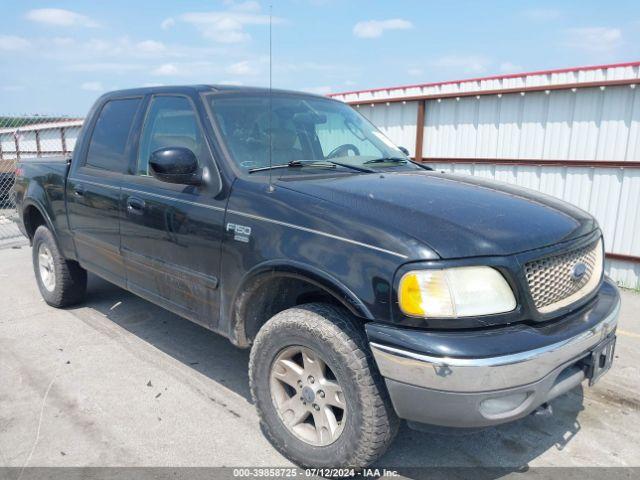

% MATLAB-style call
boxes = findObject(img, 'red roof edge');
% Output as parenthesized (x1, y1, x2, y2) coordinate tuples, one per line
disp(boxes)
(328, 60, 640, 98)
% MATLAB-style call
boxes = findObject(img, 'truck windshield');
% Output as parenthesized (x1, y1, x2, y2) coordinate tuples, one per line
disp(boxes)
(206, 93, 421, 174)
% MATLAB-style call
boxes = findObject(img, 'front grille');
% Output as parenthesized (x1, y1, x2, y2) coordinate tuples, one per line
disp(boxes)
(524, 239, 603, 314)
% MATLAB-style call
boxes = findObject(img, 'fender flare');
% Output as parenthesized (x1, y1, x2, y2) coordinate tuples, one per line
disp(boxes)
(21, 198, 57, 242)
(230, 259, 374, 346)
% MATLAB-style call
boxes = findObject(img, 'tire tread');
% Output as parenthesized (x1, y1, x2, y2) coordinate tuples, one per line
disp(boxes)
(249, 303, 398, 467)
(33, 225, 87, 308)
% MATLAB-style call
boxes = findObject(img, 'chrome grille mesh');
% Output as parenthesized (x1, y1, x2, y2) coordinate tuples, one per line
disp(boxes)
(524, 240, 603, 313)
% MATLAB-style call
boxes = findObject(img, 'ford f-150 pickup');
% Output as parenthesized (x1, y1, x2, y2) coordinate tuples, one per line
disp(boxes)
(14, 85, 619, 468)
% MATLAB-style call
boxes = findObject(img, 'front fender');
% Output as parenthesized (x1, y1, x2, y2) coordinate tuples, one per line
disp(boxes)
(228, 259, 374, 347)
(237, 259, 373, 318)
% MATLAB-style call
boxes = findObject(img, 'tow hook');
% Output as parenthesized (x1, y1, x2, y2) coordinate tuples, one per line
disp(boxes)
(533, 402, 553, 417)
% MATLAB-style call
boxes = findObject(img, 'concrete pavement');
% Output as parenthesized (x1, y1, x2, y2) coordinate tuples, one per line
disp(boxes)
(1, 244, 639, 471)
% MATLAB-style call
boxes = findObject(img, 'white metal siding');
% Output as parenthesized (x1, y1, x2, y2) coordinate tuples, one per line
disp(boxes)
(0, 121, 82, 159)
(65, 126, 82, 151)
(419, 86, 640, 162)
(39, 129, 64, 152)
(607, 257, 640, 289)
(0, 134, 16, 158)
(356, 102, 418, 156)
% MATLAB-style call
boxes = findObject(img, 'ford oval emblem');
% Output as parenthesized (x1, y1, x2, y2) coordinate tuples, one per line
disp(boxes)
(571, 262, 587, 281)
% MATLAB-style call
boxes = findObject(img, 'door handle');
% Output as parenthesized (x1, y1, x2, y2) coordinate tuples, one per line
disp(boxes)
(126, 197, 145, 214)
(73, 184, 85, 197)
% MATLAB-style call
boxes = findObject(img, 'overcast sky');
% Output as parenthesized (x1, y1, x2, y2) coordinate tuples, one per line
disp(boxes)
(1, 0, 639, 115)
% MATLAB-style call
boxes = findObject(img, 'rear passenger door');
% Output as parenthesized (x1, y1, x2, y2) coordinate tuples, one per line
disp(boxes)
(120, 94, 226, 329)
(67, 97, 142, 287)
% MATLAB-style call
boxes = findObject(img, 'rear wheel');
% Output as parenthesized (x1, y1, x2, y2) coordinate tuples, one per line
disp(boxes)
(249, 303, 398, 468)
(32, 225, 87, 307)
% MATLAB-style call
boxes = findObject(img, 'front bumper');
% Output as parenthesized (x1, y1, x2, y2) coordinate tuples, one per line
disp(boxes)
(368, 279, 620, 428)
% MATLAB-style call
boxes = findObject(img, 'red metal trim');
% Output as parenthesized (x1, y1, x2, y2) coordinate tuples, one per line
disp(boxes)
(330, 60, 640, 98)
(346, 79, 639, 105)
(606, 252, 640, 264)
(419, 158, 640, 168)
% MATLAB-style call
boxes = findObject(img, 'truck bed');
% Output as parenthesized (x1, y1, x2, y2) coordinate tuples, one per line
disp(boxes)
(15, 155, 69, 178)
(14, 155, 72, 242)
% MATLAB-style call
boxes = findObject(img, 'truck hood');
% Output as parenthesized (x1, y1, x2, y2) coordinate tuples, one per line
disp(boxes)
(278, 170, 597, 259)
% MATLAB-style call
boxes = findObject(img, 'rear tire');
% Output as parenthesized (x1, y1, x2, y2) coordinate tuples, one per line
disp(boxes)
(249, 303, 399, 468)
(32, 225, 87, 307)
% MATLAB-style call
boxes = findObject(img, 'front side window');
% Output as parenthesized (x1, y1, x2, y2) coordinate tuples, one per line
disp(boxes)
(86, 98, 141, 172)
(207, 94, 417, 174)
(137, 96, 207, 176)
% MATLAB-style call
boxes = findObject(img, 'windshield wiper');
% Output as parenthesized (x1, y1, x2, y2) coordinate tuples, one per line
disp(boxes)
(363, 157, 434, 171)
(363, 157, 408, 165)
(248, 159, 374, 174)
(249, 160, 335, 173)
(320, 159, 375, 173)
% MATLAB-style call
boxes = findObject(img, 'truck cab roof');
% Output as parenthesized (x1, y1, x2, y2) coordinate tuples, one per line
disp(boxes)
(96, 84, 332, 102)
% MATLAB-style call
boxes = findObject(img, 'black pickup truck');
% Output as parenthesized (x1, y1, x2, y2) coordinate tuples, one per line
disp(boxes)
(15, 85, 619, 468)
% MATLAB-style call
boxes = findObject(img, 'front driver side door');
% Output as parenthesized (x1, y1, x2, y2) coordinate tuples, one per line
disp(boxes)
(120, 94, 226, 330)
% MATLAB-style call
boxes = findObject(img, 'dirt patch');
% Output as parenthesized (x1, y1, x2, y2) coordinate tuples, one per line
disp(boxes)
(590, 388, 640, 412)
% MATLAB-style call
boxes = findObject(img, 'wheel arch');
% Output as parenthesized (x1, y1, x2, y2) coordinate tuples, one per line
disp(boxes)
(230, 260, 373, 347)
(22, 199, 57, 244)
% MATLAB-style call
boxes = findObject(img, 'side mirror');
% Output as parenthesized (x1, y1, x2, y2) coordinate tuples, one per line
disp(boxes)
(149, 147, 201, 185)
(398, 146, 410, 156)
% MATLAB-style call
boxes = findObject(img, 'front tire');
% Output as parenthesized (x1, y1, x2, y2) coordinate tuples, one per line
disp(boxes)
(32, 225, 87, 307)
(249, 303, 398, 468)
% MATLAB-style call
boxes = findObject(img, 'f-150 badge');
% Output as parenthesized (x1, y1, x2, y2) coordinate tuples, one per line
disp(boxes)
(226, 223, 252, 243)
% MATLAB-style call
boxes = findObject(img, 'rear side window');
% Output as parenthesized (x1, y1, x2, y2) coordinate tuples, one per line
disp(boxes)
(86, 98, 141, 172)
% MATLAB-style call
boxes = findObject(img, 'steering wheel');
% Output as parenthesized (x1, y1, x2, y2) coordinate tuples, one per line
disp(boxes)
(326, 143, 360, 159)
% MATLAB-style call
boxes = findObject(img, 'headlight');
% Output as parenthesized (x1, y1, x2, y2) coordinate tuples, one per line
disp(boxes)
(398, 267, 516, 318)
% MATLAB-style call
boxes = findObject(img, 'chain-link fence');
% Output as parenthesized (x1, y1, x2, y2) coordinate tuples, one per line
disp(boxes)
(0, 116, 83, 244)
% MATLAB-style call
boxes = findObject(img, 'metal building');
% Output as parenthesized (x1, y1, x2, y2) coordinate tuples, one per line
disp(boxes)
(0, 119, 83, 241)
(330, 61, 640, 288)
(0, 119, 83, 161)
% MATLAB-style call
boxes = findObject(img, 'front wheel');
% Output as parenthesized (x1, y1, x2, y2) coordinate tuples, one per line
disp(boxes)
(32, 225, 87, 307)
(249, 303, 398, 468)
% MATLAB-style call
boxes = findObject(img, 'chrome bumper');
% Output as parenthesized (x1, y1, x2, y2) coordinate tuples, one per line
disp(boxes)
(370, 297, 620, 393)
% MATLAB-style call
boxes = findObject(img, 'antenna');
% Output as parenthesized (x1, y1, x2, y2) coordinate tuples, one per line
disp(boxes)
(267, 3, 274, 193)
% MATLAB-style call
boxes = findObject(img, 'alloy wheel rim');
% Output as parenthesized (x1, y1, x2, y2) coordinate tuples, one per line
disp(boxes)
(38, 243, 56, 292)
(270, 345, 347, 446)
